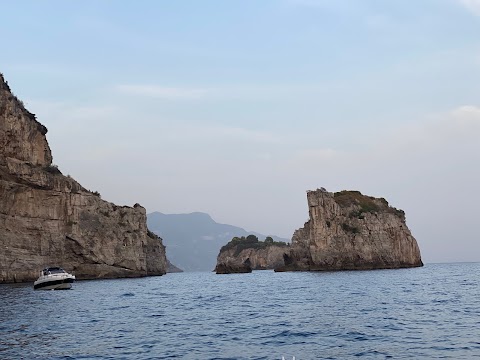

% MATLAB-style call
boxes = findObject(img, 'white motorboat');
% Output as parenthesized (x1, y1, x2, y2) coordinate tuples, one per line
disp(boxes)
(34, 267, 75, 290)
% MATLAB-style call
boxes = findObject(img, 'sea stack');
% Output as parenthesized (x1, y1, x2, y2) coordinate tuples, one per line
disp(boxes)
(0, 73, 167, 283)
(215, 235, 289, 274)
(276, 188, 423, 272)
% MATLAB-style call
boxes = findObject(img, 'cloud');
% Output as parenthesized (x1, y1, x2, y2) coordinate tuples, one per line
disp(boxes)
(451, 104, 480, 120)
(151, 124, 284, 147)
(418, 105, 480, 145)
(25, 99, 117, 128)
(283, 104, 480, 195)
(458, 0, 480, 15)
(353, 104, 480, 157)
(115, 82, 336, 102)
(116, 84, 209, 100)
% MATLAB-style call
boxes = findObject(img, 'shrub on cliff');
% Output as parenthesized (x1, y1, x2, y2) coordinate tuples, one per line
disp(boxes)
(334, 191, 380, 213)
(45, 164, 62, 175)
(220, 235, 288, 256)
(335, 190, 406, 221)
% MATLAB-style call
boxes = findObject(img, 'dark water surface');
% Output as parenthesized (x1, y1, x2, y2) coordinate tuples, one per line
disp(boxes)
(1, 263, 479, 359)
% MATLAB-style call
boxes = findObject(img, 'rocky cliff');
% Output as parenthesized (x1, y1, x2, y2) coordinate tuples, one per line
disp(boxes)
(0, 73, 167, 283)
(277, 188, 423, 271)
(215, 236, 289, 274)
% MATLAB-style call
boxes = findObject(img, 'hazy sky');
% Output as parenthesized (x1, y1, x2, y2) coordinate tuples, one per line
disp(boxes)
(1, 0, 479, 263)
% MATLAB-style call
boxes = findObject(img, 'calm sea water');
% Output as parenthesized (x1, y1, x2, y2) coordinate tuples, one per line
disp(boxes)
(1, 263, 479, 360)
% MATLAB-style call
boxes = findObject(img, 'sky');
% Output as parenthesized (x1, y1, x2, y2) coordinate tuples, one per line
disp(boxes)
(1, 0, 479, 263)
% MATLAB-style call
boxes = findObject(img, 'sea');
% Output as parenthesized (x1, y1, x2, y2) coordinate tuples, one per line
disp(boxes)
(0, 263, 479, 360)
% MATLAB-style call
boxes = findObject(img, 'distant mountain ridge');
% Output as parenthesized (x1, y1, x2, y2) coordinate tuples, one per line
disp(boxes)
(147, 212, 289, 272)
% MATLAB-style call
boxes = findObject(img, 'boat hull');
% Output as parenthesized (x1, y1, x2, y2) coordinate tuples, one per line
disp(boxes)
(34, 277, 74, 290)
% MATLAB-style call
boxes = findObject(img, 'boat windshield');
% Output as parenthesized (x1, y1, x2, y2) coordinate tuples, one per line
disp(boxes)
(43, 267, 66, 275)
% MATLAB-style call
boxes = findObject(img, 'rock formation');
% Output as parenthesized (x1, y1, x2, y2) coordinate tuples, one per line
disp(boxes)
(166, 259, 183, 273)
(215, 260, 252, 274)
(276, 188, 423, 272)
(0, 73, 167, 283)
(215, 236, 289, 274)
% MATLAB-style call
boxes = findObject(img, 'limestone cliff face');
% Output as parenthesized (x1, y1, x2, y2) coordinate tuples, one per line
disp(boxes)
(0, 73, 167, 283)
(277, 188, 423, 271)
(216, 245, 288, 272)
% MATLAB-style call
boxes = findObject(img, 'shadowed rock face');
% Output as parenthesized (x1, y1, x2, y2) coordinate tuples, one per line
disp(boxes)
(0, 73, 167, 283)
(276, 188, 423, 272)
(215, 259, 252, 274)
(215, 245, 288, 273)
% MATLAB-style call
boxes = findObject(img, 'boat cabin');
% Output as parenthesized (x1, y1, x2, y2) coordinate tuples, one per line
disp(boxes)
(42, 267, 67, 276)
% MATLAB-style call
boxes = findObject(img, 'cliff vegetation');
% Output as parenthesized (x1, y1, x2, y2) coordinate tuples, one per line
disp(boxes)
(220, 235, 288, 256)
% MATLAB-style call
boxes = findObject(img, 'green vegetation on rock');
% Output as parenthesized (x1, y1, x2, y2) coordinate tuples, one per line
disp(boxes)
(334, 190, 406, 221)
(45, 164, 62, 175)
(221, 235, 289, 256)
(334, 191, 380, 212)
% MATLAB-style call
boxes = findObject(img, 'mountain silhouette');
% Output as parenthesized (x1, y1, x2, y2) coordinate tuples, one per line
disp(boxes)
(147, 212, 289, 272)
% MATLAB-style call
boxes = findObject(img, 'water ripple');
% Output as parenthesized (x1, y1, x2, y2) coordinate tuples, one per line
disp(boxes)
(0, 263, 479, 359)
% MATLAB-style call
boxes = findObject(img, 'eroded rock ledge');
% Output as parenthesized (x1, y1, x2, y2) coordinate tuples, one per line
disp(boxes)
(276, 188, 423, 272)
(0, 73, 167, 283)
